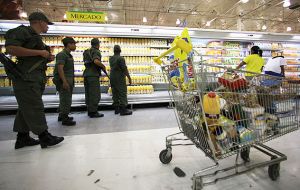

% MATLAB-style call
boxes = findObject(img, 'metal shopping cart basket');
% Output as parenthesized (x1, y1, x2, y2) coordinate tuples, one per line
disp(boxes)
(154, 39, 300, 190)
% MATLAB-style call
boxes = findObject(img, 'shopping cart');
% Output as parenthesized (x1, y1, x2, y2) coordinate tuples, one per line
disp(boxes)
(154, 40, 299, 190)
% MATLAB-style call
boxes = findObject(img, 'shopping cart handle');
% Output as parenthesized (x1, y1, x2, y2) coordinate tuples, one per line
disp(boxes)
(226, 67, 235, 73)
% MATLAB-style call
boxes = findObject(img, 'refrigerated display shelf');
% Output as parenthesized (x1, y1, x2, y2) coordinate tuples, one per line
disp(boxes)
(0, 91, 171, 111)
(0, 43, 170, 48)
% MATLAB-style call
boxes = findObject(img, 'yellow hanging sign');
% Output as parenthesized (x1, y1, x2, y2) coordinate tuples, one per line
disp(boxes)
(66, 11, 106, 22)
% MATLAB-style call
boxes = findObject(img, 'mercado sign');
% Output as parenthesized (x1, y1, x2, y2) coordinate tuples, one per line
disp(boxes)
(66, 11, 106, 22)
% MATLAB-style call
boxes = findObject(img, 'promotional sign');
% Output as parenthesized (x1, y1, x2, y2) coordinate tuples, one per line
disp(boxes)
(66, 11, 106, 22)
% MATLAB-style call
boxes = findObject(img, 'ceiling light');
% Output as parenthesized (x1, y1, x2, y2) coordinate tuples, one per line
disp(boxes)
(262, 25, 267, 30)
(298, 17, 300, 22)
(287, 26, 292, 31)
(143, 17, 147, 23)
(283, 0, 290, 7)
(63, 14, 67, 19)
(45, 2, 50, 6)
(241, 0, 249, 3)
(176, 19, 180, 25)
(191, 11, 197, 15)
(105, 16, 108, 21)
(19, 11, 27, 18)
(206, 21, 211, 26)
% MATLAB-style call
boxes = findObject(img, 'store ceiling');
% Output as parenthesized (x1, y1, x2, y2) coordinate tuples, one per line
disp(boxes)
(20, 0, 300, 33)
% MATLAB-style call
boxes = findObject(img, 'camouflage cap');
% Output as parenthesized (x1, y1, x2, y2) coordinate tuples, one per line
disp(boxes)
(28, 12, 54, 25)
(91, 38, 100, 45)
(62, 37, 77, 45)
(114, 45, 121, 53)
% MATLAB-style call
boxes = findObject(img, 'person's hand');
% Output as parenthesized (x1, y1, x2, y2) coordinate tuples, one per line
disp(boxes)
(100, 64, 106, 71)
(128, 78, 132, 85)
(48, 54, 55, 62)
(62, 81, 70, 91)
(39, 50, 50, 58)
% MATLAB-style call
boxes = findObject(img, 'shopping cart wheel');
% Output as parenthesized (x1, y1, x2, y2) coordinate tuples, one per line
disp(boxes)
(159, 149, 172, 164)
(240, 147, 250, 162)
(268, 156, 280, 181)
(192, 177, 203, 190)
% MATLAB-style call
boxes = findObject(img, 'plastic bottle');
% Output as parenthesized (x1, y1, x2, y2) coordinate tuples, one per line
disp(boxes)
(203, 92, 221, 119)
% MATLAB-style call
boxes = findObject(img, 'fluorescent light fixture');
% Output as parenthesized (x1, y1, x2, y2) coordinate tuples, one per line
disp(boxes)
(293, 36, 300, 40)
(63, 14, 67, 19)
(287, 26, 292, 31)
(241, 0, 249, 3)
(191, 11, 197, 15)
(176, 19, 180, 25)
(206, 21, 211, 26)
(283, 0, 290, 7)
(230, 33, 262, 38)
(45, 2, 50, 6)
(19, 11, 28, 18)
(262, 25, 267, 30)
(105, 16, 108, 21)
(143, 17, 147, 23)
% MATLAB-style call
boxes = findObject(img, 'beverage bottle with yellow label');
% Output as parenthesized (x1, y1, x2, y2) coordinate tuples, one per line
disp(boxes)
(203, 92, 221, 119)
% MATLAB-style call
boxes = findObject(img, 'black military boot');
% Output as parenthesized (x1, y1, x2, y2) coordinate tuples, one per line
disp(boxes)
(88, 112, 104, 118)
(38, 130, 64, 149)
(58, 114, 74, 122)
(114, 106, 120, 115)
(15, 132, 40, 149)
(61, 114, 76, 126)
(120, 106, 132, 116)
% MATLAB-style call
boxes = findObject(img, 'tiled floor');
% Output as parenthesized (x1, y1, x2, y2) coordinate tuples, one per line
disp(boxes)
(0, 108, 299, 190)
(0, 107, 177, 141)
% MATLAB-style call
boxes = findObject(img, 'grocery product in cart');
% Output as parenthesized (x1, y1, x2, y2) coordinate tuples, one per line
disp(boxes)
(163, 28, 195, 92)
(218, 71, 248, 90)
(203, 92, 220, 119)
(154, 28, 299, 190)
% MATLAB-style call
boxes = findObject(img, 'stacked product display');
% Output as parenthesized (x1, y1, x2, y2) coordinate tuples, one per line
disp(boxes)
(0, 35, 170, 94)
(192, 39, 300, 80)
(1, 27, 300, 101)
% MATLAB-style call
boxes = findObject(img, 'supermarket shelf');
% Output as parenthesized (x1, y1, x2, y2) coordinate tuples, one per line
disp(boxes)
(0, 84, 168, 95)
(200, 55, 299, 60)
(43, 73, 154, 77)
(149, 46, 170, 48)
(45, 43, 170, 48)
(202, 55, 243, 58)
(47, 63, 85, 67)
(0, 90, 171, 110)
(193, 46, 287, 51)
(71, 53, 167, 57)
(194, 46, 248, 50)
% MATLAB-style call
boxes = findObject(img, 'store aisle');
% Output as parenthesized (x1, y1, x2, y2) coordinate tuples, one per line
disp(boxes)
(0, 127, 300, 190)
(0, 107, 177, 141)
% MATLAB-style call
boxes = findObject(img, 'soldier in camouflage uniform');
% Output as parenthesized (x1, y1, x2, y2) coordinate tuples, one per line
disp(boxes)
(83, 38, 106, 118)
(109, 45, 132, 116)
(4, 12, 64, 149)
(53, 37, 77, 126)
